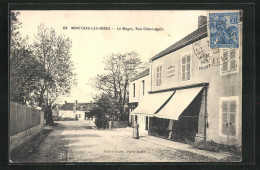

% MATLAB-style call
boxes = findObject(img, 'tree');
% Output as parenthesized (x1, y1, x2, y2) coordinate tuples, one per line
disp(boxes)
(93, 51, 147, 120)
(10, 12, 76, 125)
(32, 24, 76, 125)
(93, 93, 118, 119)
(10, 11, 45, 106)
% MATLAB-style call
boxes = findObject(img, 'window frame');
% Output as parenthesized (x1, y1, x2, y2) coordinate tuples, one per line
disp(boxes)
(220, 48, 239, 75)
(133, 83, 135, 97)
(219, 96, 239, 139)
(142, 80, 145, 95)
(181, 53, 192, 82)
(156, 65, 162, 86)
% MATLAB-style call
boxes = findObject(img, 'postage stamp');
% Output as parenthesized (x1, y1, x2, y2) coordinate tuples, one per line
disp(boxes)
(209, 12, 239, 48)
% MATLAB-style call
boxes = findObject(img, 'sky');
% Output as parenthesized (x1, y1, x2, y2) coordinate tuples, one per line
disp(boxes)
(17, 10, 206, 103)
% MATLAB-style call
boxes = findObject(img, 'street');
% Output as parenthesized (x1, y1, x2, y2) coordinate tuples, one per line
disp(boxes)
(10, 121, 221, 162)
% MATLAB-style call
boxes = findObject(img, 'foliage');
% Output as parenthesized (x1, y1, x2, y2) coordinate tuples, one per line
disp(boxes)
(92, 52, 147, 121)
(10, 11, 45, 106)
(94, 118, 109, 129)
(32, 23, 76, 124)
(186, 139, 241, 153)
(93, 93, 118, 118)
(10, 12, 76, 125)
(10, 11, 22, 57)
(111, 121, 128, 128)
(88, 108, 104, 119)
(33, 23, 76, 107)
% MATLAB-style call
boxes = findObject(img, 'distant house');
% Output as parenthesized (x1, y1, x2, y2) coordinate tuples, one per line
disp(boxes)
(57, 100, 99, 120)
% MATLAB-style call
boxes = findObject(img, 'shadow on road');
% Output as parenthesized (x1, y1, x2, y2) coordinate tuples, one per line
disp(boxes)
(62, 134, 101, 138)
(10, 128, 54, 162)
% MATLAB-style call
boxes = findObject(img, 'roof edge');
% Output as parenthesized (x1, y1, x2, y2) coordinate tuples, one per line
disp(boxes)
(130, 72, 149, 82)
(150, 24, 208, 62)
(148, 82, 209, 94)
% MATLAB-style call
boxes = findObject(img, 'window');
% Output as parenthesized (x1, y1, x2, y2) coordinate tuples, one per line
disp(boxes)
(221, 48, 238, 74)
(135, 115, 138, 122)
(181, 55, 191, 81)
(156, 65, 162, 86)
(142, 80, 145, 95)
(220, 96, 238, 137)
(133, 83, 135, 97)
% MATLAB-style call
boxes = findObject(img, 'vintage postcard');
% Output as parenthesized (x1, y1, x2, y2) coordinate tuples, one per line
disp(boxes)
(9, 9, 243, 163)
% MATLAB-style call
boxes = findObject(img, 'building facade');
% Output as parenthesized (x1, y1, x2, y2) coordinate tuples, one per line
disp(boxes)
(57, 101, 98, 120)
(130, 15, 242, 146)
(129, 68, 150, 136)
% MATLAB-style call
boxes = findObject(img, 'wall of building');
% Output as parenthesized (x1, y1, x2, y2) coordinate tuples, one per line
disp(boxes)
(76, 111, 86, 120)
(129, 74, 150, 135)
(129, 74, 150, 104)
(150, 25, 242, 146)
(59, 110, 76, 119)
(136, 115, 149, 136)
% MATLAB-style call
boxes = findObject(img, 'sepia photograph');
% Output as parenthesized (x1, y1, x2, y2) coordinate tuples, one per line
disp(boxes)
(9, 9, 243, 163)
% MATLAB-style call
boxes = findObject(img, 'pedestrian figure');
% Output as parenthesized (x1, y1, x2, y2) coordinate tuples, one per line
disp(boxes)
(132, 121, 139, 139)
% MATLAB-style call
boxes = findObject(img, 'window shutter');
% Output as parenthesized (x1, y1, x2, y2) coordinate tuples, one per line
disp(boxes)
(230, 49, 236, 70)
(222, 51, 229, 72)
(187, 71, 190, 80)
(230, 59, 236, 70)
(182, 72, 185, 80)
(223, 51, 229, 61)
(182, 64, 186, 72)
(182, 56, 186, 64)
(221, 101, 228, 135)
(187, 55, 190, 63)
(159, 66, 162, 85)
(229, 101, 236, 136)
(182, 57, 186, 80)
(156, 67, 159, 86)
(230, 101, 236, 112)
(229, 101, 236, 124)
(187, 63, 190, 71)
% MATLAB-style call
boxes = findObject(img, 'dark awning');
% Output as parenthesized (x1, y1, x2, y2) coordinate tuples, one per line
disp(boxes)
(154, 87, 203, 120)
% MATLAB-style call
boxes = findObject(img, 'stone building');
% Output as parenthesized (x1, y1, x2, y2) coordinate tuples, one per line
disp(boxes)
(130, 15, 242, 146)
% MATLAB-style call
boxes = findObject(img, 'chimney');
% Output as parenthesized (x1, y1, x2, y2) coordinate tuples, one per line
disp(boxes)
(65, 100, 67, 104)
(75, 100, 77, 104)
(198, 16, 207, 28)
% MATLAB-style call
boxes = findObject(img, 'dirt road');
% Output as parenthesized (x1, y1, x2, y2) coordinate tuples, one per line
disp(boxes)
(10, 120, 219, 163)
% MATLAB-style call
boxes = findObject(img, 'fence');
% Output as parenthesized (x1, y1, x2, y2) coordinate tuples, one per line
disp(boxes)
(10, 102, 43, 136)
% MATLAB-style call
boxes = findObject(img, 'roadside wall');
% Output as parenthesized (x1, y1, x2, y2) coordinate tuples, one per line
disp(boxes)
(10, 102, 44, 151)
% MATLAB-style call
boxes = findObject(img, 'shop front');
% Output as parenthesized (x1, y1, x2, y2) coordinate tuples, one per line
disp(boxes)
(131, 85, 207, 142)
(131, 90, 174, 136)
(149, 86, 205, 142)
